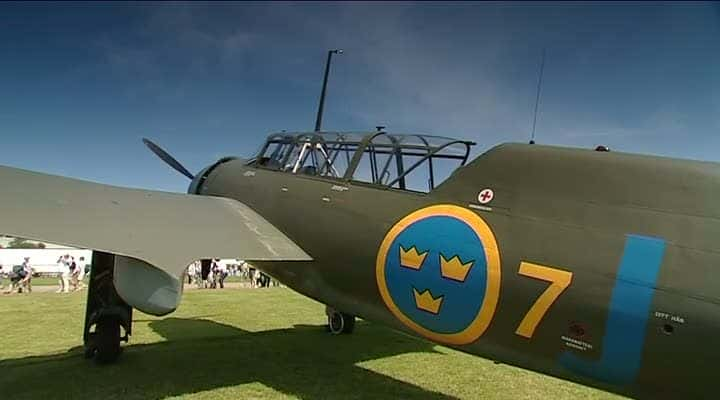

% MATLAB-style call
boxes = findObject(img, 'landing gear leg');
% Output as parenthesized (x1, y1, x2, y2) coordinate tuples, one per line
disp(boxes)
(325, 306, 356, 335)
(83, 251, 132, 364)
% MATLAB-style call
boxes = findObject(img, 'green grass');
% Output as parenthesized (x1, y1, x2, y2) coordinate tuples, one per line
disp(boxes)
(0, 288, 623, 399)
(0, 276, 86, 287)
(224, 275, 249, 283)
(26, 276, 72, 286)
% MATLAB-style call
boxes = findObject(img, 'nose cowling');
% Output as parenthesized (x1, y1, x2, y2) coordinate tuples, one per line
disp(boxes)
(188, 166, 212, 195)
(188, 157, 241, 195)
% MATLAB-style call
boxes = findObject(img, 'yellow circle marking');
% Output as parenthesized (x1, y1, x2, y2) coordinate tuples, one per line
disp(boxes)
(376, 204, 501, 345)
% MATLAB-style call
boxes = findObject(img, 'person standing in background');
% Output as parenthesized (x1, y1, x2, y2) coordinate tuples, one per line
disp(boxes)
(69, 257, 79, 291)
(194, 261, 202, 288)
(76, 256, 87, 290)
(55, 255, 65, 293)
(59, 254, 71, 293)
(187, 262, 195, 285)
(249, 267, 257, 288)
(208, 264, 216, 289)
(216, 259, 227, 289)
(210, 259, 221, 289)
(21, 257, 32, 293)
(201, 259, 211, 289)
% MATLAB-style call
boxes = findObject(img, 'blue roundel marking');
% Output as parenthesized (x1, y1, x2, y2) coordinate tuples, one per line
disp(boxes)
(384, 215, 488, 334)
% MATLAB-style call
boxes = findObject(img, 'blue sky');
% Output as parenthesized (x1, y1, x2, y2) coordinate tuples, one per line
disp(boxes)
(1, 2, 718, 192)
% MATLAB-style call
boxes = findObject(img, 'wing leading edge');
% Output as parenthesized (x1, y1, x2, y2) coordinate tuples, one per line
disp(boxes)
(0, 164, 311, 312)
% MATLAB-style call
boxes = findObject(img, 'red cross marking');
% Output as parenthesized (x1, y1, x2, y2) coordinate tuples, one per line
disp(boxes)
(478, 189, 494, 204)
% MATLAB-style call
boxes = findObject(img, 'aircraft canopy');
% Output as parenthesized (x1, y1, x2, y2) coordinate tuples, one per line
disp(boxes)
(251, 131, 475, 193)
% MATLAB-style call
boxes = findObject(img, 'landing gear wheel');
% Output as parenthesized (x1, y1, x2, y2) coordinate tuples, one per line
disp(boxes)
(83, 252, 132, 365)
(327, 309, 356, 335)
(94, 318, 121, 364)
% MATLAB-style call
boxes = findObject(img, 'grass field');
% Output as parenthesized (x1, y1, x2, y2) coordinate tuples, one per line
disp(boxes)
(21, 276, 68, 286)
(10, 274, 247, 287)
(0, 288, 623, 400)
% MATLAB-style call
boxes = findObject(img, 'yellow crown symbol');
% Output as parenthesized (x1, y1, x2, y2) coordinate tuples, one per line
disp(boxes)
(440, 254, 474, 282)
(413, 288, 443, 314)
(399, 245, 428, 270)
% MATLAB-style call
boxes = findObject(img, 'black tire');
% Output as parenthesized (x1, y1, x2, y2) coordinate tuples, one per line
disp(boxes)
(328, 311, 344, 334)
(327, 311, 355, 335)
(340, 312, 355, 334)
(94, 318, 121, 364)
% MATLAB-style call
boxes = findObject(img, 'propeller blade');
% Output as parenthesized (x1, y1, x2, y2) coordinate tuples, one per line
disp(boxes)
(142, 138, 194, 180)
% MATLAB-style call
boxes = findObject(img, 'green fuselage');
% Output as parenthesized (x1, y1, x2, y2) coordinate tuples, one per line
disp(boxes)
(200, 143, 720, 399)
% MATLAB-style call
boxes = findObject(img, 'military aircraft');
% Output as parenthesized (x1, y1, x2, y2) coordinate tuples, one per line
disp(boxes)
(1, 130, 718, 399)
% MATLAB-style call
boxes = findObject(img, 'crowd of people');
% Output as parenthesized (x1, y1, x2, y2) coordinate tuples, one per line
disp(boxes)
(55, 254, 86, 293)
(186, 259, 278, 289)
(0, 254, 87, 294)
(0, 256, 34, 294)
(1, 256, 278, 294)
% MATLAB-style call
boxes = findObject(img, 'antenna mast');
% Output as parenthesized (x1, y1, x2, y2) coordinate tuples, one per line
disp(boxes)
(530, 49, 546, 144)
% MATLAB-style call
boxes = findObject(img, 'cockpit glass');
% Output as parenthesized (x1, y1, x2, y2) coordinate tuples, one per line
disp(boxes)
(254, 131, 474, 193)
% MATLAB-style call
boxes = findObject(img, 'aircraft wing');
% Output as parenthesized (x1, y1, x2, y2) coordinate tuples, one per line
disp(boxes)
(0, 165, 311, 314)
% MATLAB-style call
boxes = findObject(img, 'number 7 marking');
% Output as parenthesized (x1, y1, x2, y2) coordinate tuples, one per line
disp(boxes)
(515, 262, 573, 339)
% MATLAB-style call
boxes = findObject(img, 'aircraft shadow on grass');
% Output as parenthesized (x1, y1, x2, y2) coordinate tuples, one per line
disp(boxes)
(0, 318, 459, 400)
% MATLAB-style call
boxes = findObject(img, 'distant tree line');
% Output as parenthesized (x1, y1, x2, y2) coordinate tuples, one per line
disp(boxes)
(2, 238, 46, 249)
